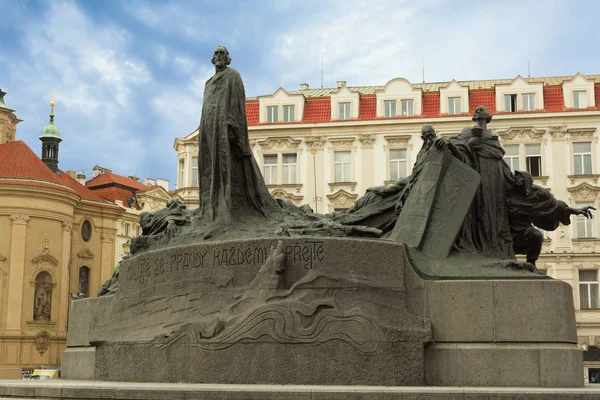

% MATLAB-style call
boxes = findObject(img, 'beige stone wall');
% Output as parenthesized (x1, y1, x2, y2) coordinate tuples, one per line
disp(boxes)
(0, 107, 20, 144)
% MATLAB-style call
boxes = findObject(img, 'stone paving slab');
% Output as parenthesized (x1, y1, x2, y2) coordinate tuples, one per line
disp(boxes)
(1, 381, 600, 400)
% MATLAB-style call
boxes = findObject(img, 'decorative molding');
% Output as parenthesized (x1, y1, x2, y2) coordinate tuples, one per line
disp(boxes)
(10, 214, 29, 225)
(29, 267, 57, 286)
(328, 137, 356, 151)
(305, 136, 326, 150)
(532, 176, 550, 187)
(269, 188, 304, 202)
(328, 181, 358, 192)
(326, 189, 359, 208)
(567, 182, 600, 201)
(358, 134, 375, 149)
(62, 221, 73, 232)
(257, 136, 302, 151)
(567, 127, 597, 140)
(548, 125, 567, 139)
(567, 174, 600, 185)
(101, 233, 116, 243)
(249, 139, 257, 147)
(384, 135, 411, 148)
(496, 126, 545, 141)
(77, 248, 95, 259)
(31, 249, 59, 267)
(34, 331, 51, 355)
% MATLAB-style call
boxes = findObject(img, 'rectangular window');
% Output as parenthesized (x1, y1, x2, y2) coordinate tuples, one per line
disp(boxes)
(580, 270, 599, 309)
(136, 226, 141, 236)
(338, 102, 351, 120)
(124, 223, 130, 237)
(178, 159, 185, 188)
(283, 105, 295, 122)
(191, 156, 198, 187)
(503, 145, 520, 172)
(525, 144, 542, 177)
(263, 155, 278, 184)
(577, 202, 596, 238)
(267, 106, 279, 123)
(282, 154, 297, 184)
(401, 99, 414, 116)
(448, 97, 461, 115)
(384, 100, 397, 118)
(389, 149, 407, 181)
(504, 94, 517, 112)
(523, 93, 536, 111)
(574, 91, 588, 109)
(573, 142, 592, 175)
(334, 151, 351, 182)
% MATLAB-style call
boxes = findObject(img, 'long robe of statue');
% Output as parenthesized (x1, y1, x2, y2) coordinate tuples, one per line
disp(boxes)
(198, 47, 277, 221)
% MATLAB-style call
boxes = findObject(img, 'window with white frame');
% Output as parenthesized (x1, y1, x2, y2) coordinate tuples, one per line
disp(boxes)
(192, 156, 198, 187)
(448, 97, 461, 115)
(574, 91, 588, 109)
(178, 159, 184, 188)
(503, 145, 520, 172)
(389, 149, 407, 181)
(525, 144, 542, 177)
(282, 154, 297, 184)
(573, 142, 593, 175)
(334, 151, 352, 182)
(401, 99, 414, 116)
(283, 105, 295, 122)
(523, 93, 536, 111)
(267, 106, 279, 123)
(338, 102, 351, 120)
(384, 100, 397, 118)
(576, 202, 596, 238)
(580, 270, 600, 309)
(263, 155, 278, 184)
(124, 223, 131, 237)
(504, 94, 517, 112)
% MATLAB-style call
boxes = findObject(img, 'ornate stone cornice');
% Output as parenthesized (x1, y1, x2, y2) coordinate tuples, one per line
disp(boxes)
(384, 135, 411, 148)
(358, 134, 375, 149)
(496, 126, 545, 141)
(567, 182, 600, 201)
(269, 188, 304, 202)
(77, 248, 95, 259)
(305, 136, 326, 150)
(548, 125, 567, 139)
(326, 189, 359, 208)
(567, 127, 597, 140)
(62, 221, 73, 232)
(10, 214, 29, 225)
(258, 136, 302, 151)
(328, 137, 356, 151)
(32, 249, 59, 266)
(101, 233, 116, 243)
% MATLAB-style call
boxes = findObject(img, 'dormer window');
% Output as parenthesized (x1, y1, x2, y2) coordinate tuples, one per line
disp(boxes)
(574, 91, 588, 109)
(504, 94, 517, 112)
(283, 105, 295, 122)
(401, 99, 414, 116)
(267, 106, 279, 123)
(338, 102, 351, 120)
(384, 100, 396, 118)
(523, 93, 536, 111)
(448, 97, 461, 115)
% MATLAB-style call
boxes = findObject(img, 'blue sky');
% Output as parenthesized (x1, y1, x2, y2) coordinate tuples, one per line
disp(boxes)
(1, 0, 599, 188)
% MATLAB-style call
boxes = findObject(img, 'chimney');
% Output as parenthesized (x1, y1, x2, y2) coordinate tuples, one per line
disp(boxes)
(337, 80, 346, 88)
(156, 178, 170, 191)
(76, 173, 86, 185)
(92, 165, 111, 177)
(300, 83, 309, 90)
(66, 170, 76, 179)
(145, 177, 156, 186)
(128, 175, 140, 183)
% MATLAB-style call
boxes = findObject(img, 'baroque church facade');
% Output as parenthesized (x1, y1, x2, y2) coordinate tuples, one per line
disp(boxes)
(174, 73, 600, 383)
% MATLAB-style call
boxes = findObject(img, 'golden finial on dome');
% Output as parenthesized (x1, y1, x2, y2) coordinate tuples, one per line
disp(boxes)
(50, 88, 56, 108)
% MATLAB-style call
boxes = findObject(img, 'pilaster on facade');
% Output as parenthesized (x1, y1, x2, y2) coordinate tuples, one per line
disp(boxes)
(6, 215, 30, 334)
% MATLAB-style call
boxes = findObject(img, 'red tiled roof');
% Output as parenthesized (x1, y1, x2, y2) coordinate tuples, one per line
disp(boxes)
(359, 95, 376, 120)
(246, 101, 259, 125)
(469, 89, 495, 114)
(302, 97, 331, 123)
(422, 92, 440, 118)
(595, 83, 600, 110)
(543, 86, 564, 112)
(56, 171, 121, 209)
(86, 172, 148, 191)
(137, 184, 163, 193)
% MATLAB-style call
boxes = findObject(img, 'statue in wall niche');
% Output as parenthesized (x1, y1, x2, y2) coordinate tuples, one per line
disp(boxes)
(33, 276, 53, 321)
(507, 170, 594, 267)
(198, 46, 279, 222)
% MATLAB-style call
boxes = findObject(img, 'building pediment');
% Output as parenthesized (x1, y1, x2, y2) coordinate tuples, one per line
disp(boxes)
(77, 248, 95, 259)
(137, 186, 172, 201)
(31, 249, 58, 266)
(566, 127, 596, 139)
(379, 77, 418, 94)
(270, 188, 304, 202)
(497, 126, 546, 141)
(326, 189, 359, 208)
(567, 182, 600, 201)
(258, 136, 302, 151)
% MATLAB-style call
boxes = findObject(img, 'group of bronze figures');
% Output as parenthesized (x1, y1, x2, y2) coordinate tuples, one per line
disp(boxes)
(126, 46, 594, 275)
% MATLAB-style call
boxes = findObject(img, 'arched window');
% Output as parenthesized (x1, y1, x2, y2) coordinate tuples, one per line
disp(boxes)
(33, 272, 53, 321)
(78, 267, 90, 298)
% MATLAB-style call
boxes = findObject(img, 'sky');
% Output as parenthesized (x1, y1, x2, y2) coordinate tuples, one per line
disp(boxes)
(1, 0, 599, 188)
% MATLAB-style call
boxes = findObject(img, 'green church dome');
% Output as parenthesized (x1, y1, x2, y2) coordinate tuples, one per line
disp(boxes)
(40, 94, 61, 141)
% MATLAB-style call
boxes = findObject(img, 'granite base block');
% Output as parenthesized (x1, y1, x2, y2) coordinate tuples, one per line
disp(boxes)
(61, 347, 96, 380)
